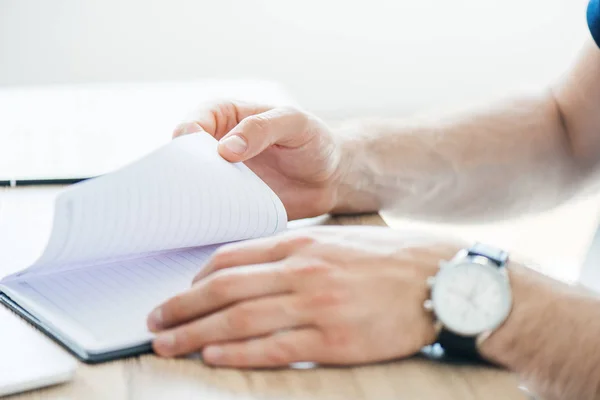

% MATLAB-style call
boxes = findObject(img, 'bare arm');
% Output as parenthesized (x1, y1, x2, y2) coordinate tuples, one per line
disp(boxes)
(480, 263, 600, 400)
(328, 38, 600, 399)
(333, 39, 600, 221)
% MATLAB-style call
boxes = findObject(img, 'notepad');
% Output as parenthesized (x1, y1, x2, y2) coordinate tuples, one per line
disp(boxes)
(0, 133, 287, 363)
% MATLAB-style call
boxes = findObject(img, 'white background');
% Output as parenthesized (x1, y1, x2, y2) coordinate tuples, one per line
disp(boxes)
(0, 0, 591, 118)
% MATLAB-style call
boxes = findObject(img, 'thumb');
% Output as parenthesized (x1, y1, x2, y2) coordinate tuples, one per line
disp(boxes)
(217, 108, 308, 162)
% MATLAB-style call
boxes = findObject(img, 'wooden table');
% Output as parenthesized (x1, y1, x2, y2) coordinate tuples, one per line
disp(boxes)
(1, 194, 526, 400)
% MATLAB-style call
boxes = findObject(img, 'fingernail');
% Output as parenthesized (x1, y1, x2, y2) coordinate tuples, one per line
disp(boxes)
(154, 333, 176, 354)
(147, 308, 163, 331)
(175, 122, 202, 136)
(220, 135, 247, 155)
(203, 346, 223, 363)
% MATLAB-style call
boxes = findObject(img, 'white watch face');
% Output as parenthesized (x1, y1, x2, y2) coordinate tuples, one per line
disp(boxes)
(431, 261, 512, 336)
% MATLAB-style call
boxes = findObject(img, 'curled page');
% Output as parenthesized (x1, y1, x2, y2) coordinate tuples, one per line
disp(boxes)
(15, 133, 287, 277)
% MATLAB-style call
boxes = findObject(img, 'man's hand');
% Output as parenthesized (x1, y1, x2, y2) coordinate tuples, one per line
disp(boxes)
(147, 226, 463, 368)
(173, 102, 344, 220)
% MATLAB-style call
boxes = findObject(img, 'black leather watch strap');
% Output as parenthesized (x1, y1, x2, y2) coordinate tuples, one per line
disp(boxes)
(436, 243, 508, 362)
(437, 328, 481, 361)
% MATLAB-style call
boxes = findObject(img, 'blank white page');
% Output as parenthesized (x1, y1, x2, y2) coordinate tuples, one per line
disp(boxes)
(19, 133, 286, 277)
(1, 245, 220, 349)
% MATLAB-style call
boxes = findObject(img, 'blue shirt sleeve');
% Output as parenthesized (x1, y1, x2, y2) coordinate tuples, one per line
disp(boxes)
(588, 0, 600, 47)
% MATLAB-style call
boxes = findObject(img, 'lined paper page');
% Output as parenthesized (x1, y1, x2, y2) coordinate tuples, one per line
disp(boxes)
(3, 245, 220, 345)
(21, 133, 286, 276)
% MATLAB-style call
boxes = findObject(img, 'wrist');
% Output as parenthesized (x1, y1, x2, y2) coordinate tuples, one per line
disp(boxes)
(477, 260, 550, 366)
(426, 241, 515, 361)
(329, 124, 382, 215)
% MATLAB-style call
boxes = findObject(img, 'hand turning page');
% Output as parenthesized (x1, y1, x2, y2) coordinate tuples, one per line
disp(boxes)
(0, 133, 287, 362)
(6, 133, 287, 279)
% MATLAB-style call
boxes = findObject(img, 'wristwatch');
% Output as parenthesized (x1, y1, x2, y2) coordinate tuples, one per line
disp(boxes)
(424, 243, 513, 360)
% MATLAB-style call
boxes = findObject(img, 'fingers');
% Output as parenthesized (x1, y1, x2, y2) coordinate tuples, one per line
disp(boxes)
(173, 101, 314, 163)
(193, 234, 316, 283)
(172, 121, 205, 137)
(148, 264, 291, 331)
(172, 101, 272, 139)
(152, 296, 313, 358)
(217, 107, 311, 163)
(202, 328, 323, 368)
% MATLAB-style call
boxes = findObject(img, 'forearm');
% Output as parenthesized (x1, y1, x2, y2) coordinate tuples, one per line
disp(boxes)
(332, 40, 600, 221)
(479, 264, 600, 400)
(332, 92, 585, 221)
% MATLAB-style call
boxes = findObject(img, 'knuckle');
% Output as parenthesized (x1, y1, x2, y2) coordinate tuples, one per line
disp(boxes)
(286, 234, 318, 249)
(206, 273, 236, 301)
(290, 259, 332, 279)
(273, 234, 317, 257)
(208, 100, 232, 115)
(242, 114, 271, 133)
(268, 239, 288, 259)
(164, 293, 187, 321)
(196, 99, 233, 117)
(268, 236, 298, 258)
(221, 346, 245, 366)
(210, 246, 233, 266)
(282, 106, 320, 136)
(281, 105, 304, 115)
(172, 328, 194, 353)
(225, 306, 254, 332)
(305, 289, 347, 310)
(280, 106, 308, 121)
(323, 327, 354, 348)
(265, 336, 299, 365)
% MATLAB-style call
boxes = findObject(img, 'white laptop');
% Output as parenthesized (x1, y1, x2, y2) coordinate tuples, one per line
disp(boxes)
(0, 305, 76, 397)
(0, 79, 293, 181)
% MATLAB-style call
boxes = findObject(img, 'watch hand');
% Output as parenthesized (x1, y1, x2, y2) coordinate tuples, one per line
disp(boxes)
(465, 297, 482, 311)
(461, 307, 470, 322)
(473, 283, 496, 303)
(467, 286, 479, 302)
(469, 280, 496, 303)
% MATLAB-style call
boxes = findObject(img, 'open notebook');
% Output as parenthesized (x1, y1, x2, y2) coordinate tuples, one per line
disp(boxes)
(0, 133, 287, 363)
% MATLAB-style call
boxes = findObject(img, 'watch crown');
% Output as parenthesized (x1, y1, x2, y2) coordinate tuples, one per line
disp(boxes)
(426, 276, 436, 288)
(423, 300, 434, 312)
